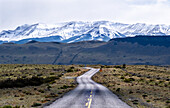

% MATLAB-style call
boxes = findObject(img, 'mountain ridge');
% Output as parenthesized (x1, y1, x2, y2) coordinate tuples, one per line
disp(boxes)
(0, 36, 169, 65)
(0, 21, 170, 44)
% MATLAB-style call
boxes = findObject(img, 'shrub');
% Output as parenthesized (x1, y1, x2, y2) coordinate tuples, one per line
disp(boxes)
(47, 85, 52, 89)
(142, 94, 148, 99)
(101, 65, 105, 68)
(37, 73, 43, 76)
(116, 88, 120, 92)
(38, 89, 45, 93)
(67, 68, 73, 72)
(124, 78, 135, 83)
(49, 80, 56, 84)
(19, 98, 24, 100)
(146, 100, 151, 102)
(2, 106, 12, 108)
(0, 76, 59, 89)
(70, 66, 75, 69)
(60, 85, 70, 89)
(114, 66, 121, 68)
(50, 73, 54, 75)
(13, 106, 20, 108)
(165, 105, 170, 108)
(155, 82, 158, 86)
(159, 80, 164, 84)
(166, 100, 170, 103)
(120, 76, 125, 79)
(58, 92, 63, 94)
(105, 65, 112, 68)
(31, 102, 41, 107)
(132, 100, 138, 105)
(122, 64, 126, 68)
(133, 102, 138, 105)
(129, 91, 133, 94)
(139, 78, 144, 82)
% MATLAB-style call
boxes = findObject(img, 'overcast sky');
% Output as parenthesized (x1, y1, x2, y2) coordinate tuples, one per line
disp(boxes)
(0, 0, 170, 31)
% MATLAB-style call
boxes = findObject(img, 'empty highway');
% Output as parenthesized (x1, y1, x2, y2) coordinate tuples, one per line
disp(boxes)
(45, 68, 131, 108)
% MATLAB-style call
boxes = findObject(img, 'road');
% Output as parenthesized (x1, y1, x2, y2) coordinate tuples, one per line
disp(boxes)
(45, 68, 131, 108)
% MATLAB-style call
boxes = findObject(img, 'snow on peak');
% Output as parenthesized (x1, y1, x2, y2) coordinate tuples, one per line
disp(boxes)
(0, 21, 169, 43)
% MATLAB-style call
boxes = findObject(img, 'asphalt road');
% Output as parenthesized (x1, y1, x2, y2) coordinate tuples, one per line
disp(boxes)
(45, 68, 131, 108)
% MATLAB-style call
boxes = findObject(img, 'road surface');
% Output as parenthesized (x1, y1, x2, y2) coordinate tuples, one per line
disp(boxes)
(45, 68, 131, 108)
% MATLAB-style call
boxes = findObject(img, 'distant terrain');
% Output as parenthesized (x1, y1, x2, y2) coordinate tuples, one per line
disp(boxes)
(0, 36, 170, 65)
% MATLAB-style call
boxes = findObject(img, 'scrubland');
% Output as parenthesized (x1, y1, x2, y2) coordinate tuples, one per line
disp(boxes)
(0, 64, 87, 108)
(92, 65, 170, 108)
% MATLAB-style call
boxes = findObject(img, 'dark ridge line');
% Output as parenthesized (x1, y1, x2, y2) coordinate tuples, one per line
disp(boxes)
(69, 52, 81, 64)
(69, 48, 87, 64)
(52, 49, 63, 65)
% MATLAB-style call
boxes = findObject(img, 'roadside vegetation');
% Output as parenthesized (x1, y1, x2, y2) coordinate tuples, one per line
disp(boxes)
(0, 64, 88, 108)
(92, 65, 170, 108)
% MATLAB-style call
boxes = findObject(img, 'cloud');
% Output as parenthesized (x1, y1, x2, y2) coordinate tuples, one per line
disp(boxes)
(124, 0, 170, 24)
(126, 0, 157, 5)
(0, 0, 170, 31)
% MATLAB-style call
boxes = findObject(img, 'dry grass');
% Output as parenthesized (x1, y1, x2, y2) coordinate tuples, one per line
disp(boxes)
(92, 65, 170, 108)
(0, 64, 88, 108)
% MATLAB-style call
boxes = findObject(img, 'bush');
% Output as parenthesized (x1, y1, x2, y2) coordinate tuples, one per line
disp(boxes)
(124, 78, 135, 83)
(60, 85, 69, 89)
(105, 65, 112, 68)
(165, 105, 170, 108)
(132, 100, 138, 105)
(67, 68, 73, 72)
(50, 73, 54, 75)
(47, 85, 52, 89)
(38, 89, 45, 93)
(114, 66, 121, 68)
(31, 102, 41, 107)
(70, 66, 75, 69)
(49, 80, 56, 84)
(129, 91, 133, 94)
(142, 94, 148, 99)
(2, 106, 12, 108)
(166, 100, 170, 103)
(101, 65, 105, 68)
(0, 76, 59, 89)
(133, 102, 138, 105)
(120, 76, 125, 79)
(44, 76, 58, 83)
(146, 100, 150, 102)
(116, 88, 120, 92)
(122, 64, 126, 68)
(13, 106, 20, 108)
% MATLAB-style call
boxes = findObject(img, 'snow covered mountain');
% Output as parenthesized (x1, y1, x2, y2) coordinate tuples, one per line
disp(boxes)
(0, 21, 170, 44)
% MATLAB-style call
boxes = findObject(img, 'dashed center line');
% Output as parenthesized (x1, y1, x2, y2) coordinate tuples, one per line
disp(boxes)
(88, 98, 92, 108)
(86, 102, 88, 106)
(86, 90, 93, 108)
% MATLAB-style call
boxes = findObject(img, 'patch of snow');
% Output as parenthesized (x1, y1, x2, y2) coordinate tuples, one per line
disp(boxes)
(0, 21, 169, 43)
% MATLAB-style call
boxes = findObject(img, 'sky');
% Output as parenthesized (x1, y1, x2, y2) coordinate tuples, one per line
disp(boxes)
(0, 0, 170, 31)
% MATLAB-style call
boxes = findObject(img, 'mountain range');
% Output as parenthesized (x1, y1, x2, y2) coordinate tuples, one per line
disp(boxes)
(0, 21, 170, 44)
